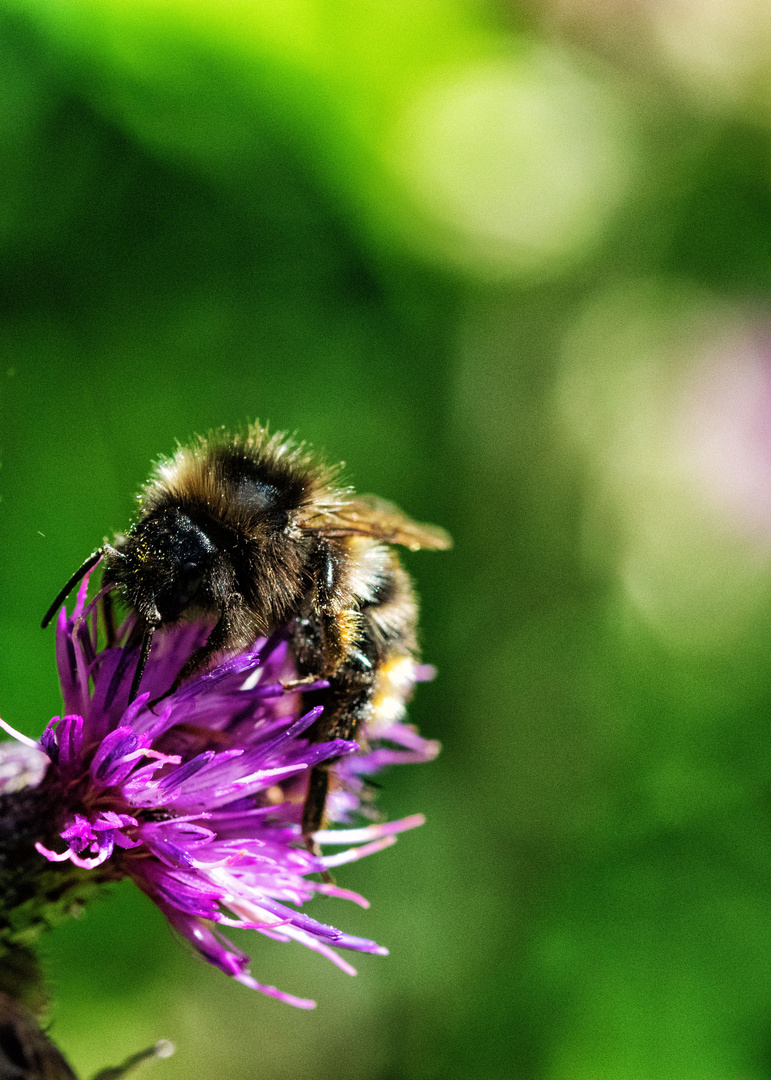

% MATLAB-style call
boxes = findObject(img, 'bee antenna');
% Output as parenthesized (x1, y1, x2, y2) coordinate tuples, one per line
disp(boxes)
(40, 549, 104, 629)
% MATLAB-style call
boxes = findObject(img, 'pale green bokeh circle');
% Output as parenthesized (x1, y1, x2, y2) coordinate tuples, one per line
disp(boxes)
(386, 48, 633, 279)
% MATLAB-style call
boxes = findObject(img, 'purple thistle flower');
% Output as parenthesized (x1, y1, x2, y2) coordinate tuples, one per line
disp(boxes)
(21, 570, 438, 1009)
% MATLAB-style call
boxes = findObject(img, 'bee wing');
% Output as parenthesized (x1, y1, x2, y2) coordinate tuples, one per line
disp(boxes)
(302, 494, 452, 551)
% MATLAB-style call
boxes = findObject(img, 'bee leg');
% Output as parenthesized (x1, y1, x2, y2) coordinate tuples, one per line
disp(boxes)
(104, 621, 154, 708)
(102, 588, 117, 648)
(148, 609, 234, 708)
(302, 765, 329, 847)
(302, 765, 334, 883)
(128, 623, 157, 703)
(314, 542, 359, 674)
(281, 674, 324, 691)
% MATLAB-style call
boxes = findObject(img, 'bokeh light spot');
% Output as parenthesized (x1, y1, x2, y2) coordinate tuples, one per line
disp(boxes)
(387, 48, 633, 279)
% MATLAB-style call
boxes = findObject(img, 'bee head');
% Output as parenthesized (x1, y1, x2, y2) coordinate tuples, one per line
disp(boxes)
(106, 509, 217, 624)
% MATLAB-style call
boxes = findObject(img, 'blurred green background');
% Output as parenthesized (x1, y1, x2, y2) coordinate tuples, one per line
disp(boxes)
(4, 1, 771, 1077)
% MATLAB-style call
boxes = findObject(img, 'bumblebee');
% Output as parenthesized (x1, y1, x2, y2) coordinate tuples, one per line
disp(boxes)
(0, 991, 173, 1079)
(42, 426, 450, 838)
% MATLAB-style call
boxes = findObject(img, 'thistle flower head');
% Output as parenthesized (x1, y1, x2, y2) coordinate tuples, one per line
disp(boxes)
(23, 572, 439, 1008)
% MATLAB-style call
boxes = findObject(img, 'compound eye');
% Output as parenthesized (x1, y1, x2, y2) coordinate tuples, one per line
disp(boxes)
(178, 560, 202, 603)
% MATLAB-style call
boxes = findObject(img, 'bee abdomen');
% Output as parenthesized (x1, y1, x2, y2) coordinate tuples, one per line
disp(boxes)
(359, 559, 418, 659)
